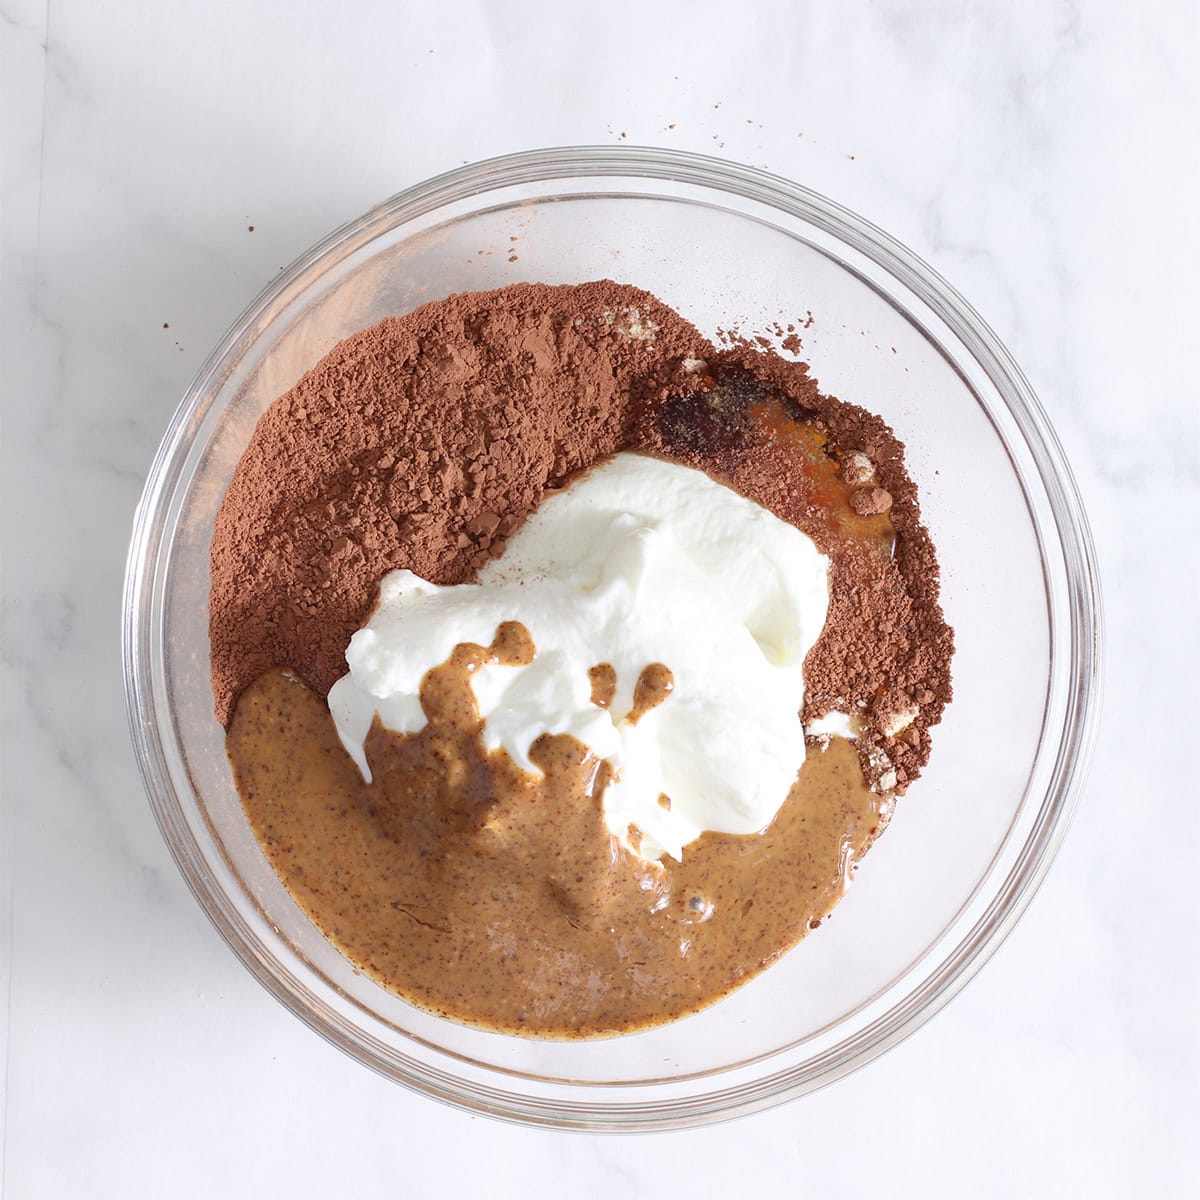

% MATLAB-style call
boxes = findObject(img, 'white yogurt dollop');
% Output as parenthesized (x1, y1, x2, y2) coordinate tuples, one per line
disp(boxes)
(328, 452, 830, 862)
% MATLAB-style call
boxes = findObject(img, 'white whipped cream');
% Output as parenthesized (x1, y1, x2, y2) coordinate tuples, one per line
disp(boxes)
(804, 710, 857, 739)
(328, 452, 830, 862)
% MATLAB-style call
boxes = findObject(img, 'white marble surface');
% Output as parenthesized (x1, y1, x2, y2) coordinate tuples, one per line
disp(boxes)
(3, 0, 1198, 1195)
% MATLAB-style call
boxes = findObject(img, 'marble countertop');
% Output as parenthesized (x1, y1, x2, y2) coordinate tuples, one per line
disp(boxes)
(3, 1, 1197, 1195)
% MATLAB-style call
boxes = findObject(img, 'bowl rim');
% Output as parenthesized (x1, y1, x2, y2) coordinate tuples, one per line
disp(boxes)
(123, 144, 1103, 1131)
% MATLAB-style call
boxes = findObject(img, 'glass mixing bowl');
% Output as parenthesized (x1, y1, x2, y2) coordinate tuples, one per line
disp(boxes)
(123, 147, 1102, 1130)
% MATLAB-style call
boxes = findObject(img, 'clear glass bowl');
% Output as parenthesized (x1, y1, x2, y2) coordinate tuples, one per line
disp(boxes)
(123, 147, 1102, 1130)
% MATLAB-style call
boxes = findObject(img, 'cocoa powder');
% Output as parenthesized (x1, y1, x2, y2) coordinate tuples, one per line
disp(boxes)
(210, 280, 952, 793)
(210, 282, 706, 725)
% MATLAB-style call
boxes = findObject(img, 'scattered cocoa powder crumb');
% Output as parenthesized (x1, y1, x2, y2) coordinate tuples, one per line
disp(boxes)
(780, 333, 802, 355)
(715, 326, 752, 350)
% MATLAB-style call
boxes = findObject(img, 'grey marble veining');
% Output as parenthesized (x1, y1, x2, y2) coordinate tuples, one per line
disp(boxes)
(3, 0, 1198, 1195)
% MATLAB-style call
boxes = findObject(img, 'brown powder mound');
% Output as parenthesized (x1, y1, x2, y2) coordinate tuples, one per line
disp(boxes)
(209, 282, 712, 726)
(210, 280, 952, 794)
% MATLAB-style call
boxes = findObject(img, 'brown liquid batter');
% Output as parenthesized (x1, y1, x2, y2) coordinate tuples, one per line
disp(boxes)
(228, 645, 889, 1038)
(587, 663, 617, 709)
(628, 663, 675, 725)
